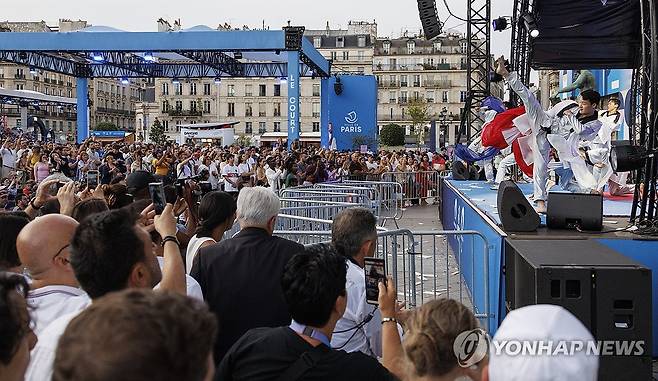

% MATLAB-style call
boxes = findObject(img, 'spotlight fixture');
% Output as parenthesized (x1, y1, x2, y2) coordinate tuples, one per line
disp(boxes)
(143, 52, 155, 62)
(275, 49, 280, 55)
(172, 77, 181, 84)
(29, 67, 38, 75)
(522, 14, 540, 38)
(492, 17, 509, 32)
(120, 77, 129, 85)
(279, 76, 288, 84)
(214, 77, 222, 84)
(233, 52, 243, 59)
(333, 76, 343, 96)
(611, 145, 658, 172)
(91, 52, 104, 62)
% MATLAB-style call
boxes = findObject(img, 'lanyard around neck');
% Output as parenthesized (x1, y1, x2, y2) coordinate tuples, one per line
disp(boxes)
(289, 320, 330, 347)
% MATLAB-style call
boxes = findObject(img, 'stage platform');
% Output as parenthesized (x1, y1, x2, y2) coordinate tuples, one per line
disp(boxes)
(440, 178, 658, 357)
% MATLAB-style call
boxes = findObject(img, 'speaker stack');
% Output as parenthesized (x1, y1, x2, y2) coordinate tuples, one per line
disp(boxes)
(417, 0, 442, 40)
(505, 240, 653, 380)
(547, 192, 603, 231)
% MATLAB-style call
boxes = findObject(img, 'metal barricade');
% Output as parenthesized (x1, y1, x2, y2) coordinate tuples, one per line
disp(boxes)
(381, 171, 441, 206)
(336, 180, 404, 226)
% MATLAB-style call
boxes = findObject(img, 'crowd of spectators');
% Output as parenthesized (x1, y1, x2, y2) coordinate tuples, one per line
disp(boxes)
(0, 132, 599, 381)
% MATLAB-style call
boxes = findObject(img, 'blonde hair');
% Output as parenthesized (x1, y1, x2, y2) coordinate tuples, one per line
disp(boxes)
(403, 299, 479, 377)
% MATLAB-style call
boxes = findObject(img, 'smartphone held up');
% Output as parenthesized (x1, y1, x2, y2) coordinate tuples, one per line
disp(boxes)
(148, 182, 166, 215)
(364, 257, 386, 305)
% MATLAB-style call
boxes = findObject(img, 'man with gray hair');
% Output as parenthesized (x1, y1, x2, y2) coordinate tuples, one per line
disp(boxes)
(190, 186, 304, 365)
(331, 207, 405, 357)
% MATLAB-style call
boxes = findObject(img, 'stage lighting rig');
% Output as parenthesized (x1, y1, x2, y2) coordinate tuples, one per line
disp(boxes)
(611, 145, 658, 172)
(333, 76, 343, 96)
(492, 17, 510, 32)
(522, 13, 540, 38)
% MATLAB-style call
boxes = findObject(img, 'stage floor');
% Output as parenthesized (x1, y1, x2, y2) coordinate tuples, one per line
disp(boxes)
(446, 180, 637, 239)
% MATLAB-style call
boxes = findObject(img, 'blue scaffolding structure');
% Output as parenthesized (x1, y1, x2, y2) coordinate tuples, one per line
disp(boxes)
(0, 26, 331, 146)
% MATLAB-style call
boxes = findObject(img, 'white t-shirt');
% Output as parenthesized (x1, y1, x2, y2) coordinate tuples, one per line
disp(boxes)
(26, 285, 90, 336)
(209, 161, 221, 190)
(0, 147, 17, 168)
(185, 235, 216, 274)
(237, 162, 252, 176)
(26, 311, 80, 381)
(155, 257, 203, 301)
(222, 164, 240, 192)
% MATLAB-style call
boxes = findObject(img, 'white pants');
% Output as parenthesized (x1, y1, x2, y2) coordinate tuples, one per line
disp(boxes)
(495, 154, 517, 184)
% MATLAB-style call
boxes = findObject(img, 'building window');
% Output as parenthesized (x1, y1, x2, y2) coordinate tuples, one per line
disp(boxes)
(190, 83, 197, 96)
(312, 84, 320, 97)
(175, 100, 182, 111)
(258, 102, 266, 117)
(413, 91, 420, 101)
(245, 103, 253, 117)
(389, 75, 397, 86)
(331, 51, 337, 61)
(227, 85, 235, 97)
(274, 103, 281, 117)
(245, 84, 253, 97)
(15, 84, 24, 90)
(68, 122, 72, 130)
(357, 50, 365, 62)
(400, 75, 408, 87)
(460, 91, 467, 102)
(203, 83, 211, 95)
(190, 100, 198, 112)
(203, 100, 211, 113)
(313, 37, 322, 48)
(162, 83, 169, 95)
(163, 120, 169, 132)
(407, 40, 415, 54)
(228, 103, 235, 117)
(413, 75, 421, 87)
(274, 84, 281, 96)
(400, 91, 408, 104)
(336, 37, 344, 48)
(383, 41, 390, 54)
(245, 122, 253, 134)
(259, 122, 266, 134)
(358, 35, 366, 48)
(389, 91, 396, 103)
(426, 91, 435, 103)
(442, 91, 449, 103)
(175, 120, 182, 132)
(273, 121, 281, 132)
(312, 102, 320, 117)
(312, 122, 320, 132)
(259, 84, 266, 97)
(342, 51, 349, 61)
(460, 41, 468, 54)
(174, 83, 182, 95)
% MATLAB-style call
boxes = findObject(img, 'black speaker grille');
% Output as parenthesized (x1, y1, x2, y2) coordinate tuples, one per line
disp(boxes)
(417, 0, 442, 40)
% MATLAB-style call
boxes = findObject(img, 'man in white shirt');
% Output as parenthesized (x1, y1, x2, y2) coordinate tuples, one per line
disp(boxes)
(221, 155, 240, 197)
(330, 208, 405, 357)
(16, 214, 90, 336)
(25, 204, 186, 381)
(1, 138, 17, 179)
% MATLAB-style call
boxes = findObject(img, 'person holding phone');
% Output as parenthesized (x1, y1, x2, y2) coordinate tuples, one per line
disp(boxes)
(330, 208, 406, 357)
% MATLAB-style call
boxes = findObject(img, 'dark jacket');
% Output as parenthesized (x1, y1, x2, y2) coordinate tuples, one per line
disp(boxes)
(190, 227, 304, 365)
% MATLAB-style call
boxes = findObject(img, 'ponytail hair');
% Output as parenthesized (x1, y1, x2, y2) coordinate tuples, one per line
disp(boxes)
(195, 191, 237, 238)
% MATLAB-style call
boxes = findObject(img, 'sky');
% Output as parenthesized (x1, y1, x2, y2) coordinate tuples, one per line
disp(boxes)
(2, 0, 514, 56)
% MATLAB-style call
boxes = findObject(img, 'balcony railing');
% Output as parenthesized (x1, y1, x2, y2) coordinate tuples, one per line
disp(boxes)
(424, 80, 453, 89)
(378, 81, 398, 88)
(167, 109, 203, 117)
(96, 107, 137, 117)
(14, 74, 26, 79)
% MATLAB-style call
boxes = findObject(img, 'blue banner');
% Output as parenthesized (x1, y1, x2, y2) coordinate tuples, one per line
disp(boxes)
(322, 75, 378, 151)
(287, 51, 300, 149)
(91, 130, 126, 137)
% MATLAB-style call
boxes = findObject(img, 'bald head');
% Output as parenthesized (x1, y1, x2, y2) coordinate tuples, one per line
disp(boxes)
(17, 214, 79, 287)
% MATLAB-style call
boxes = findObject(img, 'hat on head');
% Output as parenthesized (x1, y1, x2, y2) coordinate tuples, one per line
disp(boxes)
(488, 304, 598, 381)
(126, 170, 156, 194)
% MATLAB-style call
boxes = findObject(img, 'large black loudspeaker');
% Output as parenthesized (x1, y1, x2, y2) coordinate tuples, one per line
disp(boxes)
(497, 181, 540, 232)
(547, 192, 602, 231)
(505, 239, 652, 381)
(417, 0, 442, 40)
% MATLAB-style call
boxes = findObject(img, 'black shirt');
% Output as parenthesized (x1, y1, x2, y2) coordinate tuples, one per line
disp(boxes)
(216, 327, 396, 381)
(191, 228, 304, 364)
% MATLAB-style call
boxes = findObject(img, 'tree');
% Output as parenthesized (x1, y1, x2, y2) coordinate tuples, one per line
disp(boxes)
(94, 122, 118, 131)
(379, 123, 405, 147)
(407, 98, 433, 147)
(235, 134, 252, 147)
(150, 118, 167, 145)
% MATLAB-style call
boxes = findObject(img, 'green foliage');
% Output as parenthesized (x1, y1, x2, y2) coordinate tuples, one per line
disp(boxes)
(94, 122, 118, 131)
(379, 123, 405, 147)
(235, 134, 252, 147)
(149, 119, 167, 145)
(407, 98, 433, 147)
